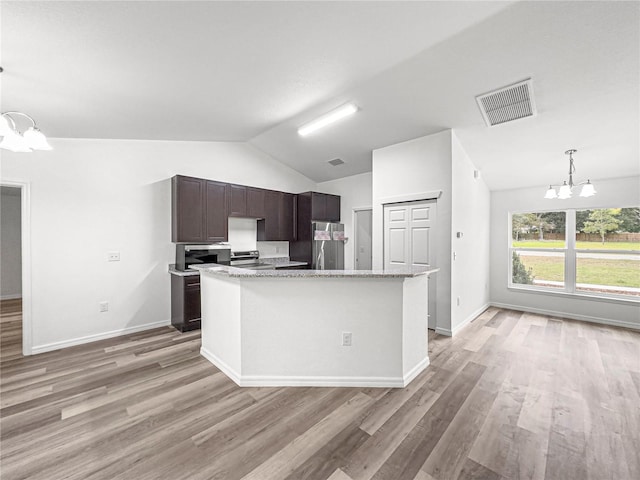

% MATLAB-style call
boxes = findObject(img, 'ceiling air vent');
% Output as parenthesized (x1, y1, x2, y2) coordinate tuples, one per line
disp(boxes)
(328, 158, 345, 166)
(476, 78, 536, 127)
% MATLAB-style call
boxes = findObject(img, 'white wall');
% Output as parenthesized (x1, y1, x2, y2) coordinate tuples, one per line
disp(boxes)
(228, 217, 258, 251)
(372, 130, 453, 332)
(490, 175, 640, 329)
(317, 172, 372, 269)
(451, 134, 491, 333)
(1, 187, 22, 299)
(1, 138, 316, 353)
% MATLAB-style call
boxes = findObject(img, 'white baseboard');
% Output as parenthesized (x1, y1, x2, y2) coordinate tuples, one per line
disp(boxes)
(0, 294, 22, 300)
(200, 346, 243, 386)
(31, 319, 171, 354)
(452, 303, 491, 335)
(490, 302, 640, 331)
(402, 357, 430, 387)
(435, 303, 491, 337)
(434, 326, 452, 336)
(200, 346, 423, 388)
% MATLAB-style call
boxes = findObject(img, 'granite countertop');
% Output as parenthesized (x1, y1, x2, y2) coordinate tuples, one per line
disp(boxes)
(273, 261, 307, 268)
(168, 264, 199, 277)
(191, 264, 438, 278)
(259, 257, 307, 269)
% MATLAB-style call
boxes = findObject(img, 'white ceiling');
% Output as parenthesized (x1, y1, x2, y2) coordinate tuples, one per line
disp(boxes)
(2, 1, 638, 190)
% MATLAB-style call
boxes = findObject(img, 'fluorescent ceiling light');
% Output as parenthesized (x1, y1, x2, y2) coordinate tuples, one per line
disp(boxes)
(298, 103, 358, 136)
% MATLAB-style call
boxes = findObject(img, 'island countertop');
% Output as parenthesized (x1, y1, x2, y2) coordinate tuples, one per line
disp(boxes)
(190, 264, 439, 278)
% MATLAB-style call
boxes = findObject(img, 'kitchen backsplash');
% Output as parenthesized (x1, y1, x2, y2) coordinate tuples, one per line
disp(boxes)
(228, 217, 258, 250)
(257, 241, 289, 258)
(227, 218, 289, 257)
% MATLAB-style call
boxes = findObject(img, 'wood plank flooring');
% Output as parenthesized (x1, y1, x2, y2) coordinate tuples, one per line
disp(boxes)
(1, 298, 639, 479)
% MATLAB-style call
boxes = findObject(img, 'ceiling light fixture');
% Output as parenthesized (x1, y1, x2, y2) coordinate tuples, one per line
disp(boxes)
(0, 111, 52, 152)
(298, 103, 358, 137)
(544, 149, 596, 199)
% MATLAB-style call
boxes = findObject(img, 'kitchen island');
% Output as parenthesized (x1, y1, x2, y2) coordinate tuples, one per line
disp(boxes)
(191, 265, 438, 388)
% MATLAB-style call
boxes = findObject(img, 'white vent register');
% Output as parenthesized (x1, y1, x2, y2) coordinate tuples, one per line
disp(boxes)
(476, 78, 536, 127)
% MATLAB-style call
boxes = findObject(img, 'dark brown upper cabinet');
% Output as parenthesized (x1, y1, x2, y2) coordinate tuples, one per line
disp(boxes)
(247, 187, 266, 218)
(228, 184, 247, 217)
(258, 190, 281, 241)
(303, 192, 341, 223)
(172, 175, 227, 243)
(204, 180, 228, 242)
(257, 190, 296, 241)
(280, 193, 295, 241)
(172, 176, 338, 244)
(172, 175, 205, 243)
(325, 194, 341, 222)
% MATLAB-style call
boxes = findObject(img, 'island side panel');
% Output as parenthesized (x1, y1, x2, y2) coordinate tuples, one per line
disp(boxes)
(402, 274, 430, 384)
(199, 272, 243, 382)
(239, 277, 404, 386)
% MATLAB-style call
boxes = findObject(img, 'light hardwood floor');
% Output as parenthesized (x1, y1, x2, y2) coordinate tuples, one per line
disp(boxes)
(1, 298, 639, 480)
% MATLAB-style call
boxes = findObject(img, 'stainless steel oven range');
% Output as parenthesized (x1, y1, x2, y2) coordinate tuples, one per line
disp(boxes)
(230, 250, 276, 270)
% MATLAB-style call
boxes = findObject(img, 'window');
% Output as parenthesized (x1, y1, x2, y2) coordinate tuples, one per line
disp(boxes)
(511, 211, 566, 290)
(509, 207, 640, 299)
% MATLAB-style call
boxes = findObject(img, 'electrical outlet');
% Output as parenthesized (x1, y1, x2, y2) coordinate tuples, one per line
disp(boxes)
(108, 252, 120, 262)
(99, 301, 109, 312)
(342, 332, 352, 347)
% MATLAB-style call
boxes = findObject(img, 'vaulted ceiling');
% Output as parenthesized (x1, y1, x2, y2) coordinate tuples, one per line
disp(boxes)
(2, 1, 638, 189)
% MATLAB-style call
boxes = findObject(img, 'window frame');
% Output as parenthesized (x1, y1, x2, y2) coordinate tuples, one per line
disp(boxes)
(508, 208, 640, 304)
(509, 209, 568, 293)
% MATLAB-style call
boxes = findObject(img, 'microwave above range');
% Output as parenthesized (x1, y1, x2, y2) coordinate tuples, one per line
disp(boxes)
(175, 244, 231, 271)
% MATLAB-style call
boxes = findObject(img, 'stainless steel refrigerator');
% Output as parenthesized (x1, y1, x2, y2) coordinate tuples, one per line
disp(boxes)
(312, 222, 345, 270)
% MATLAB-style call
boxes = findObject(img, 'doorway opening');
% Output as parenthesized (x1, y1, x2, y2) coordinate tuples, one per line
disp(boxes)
(1, 182, 31, 355)
(353, 208, 372, 270)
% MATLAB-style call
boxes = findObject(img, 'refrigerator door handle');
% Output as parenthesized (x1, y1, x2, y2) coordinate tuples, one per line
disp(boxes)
(317, 241, 325, 270)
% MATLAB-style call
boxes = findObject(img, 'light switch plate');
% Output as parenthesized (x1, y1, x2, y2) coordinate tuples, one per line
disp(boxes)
(108, 252, 120, 262)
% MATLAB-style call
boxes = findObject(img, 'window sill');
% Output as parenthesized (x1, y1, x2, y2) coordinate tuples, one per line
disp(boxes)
(507, 285, 640, 306)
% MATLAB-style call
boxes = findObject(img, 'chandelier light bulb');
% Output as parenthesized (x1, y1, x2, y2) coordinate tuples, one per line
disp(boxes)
(0, 130, 33, 152)
(0, 114, 13, 136)
(579, 181, 596, 197)
(544, 186, 558, 199)
(558, 182, 572, 199)
(23, 127, 52, 150)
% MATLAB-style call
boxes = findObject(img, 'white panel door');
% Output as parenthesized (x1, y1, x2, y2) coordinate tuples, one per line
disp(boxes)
(384, 200, 437, 329)
(384, 205, 409, 268)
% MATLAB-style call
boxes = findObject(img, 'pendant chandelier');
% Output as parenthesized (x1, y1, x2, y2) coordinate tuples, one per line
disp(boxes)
(544, 149, 596, 199)
(0, 111, 52, 152)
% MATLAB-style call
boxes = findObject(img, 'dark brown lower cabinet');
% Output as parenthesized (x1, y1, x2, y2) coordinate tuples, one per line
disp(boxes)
(171, 274, 201, 332)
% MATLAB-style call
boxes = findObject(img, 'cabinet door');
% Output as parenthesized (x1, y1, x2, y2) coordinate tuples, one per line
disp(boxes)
(326, 194, 341, 222)
(295, 193, 312, 241)
(205, 180, 228, 242)
(311, 192, 326, 221)
(172, 175, 205, 243)
(279, 193, 295, 241)
(263, 190, 281, 240)
(184, 283, 201, 323)
(247, 187, 266, 218)
(228, 184, 247, 217)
